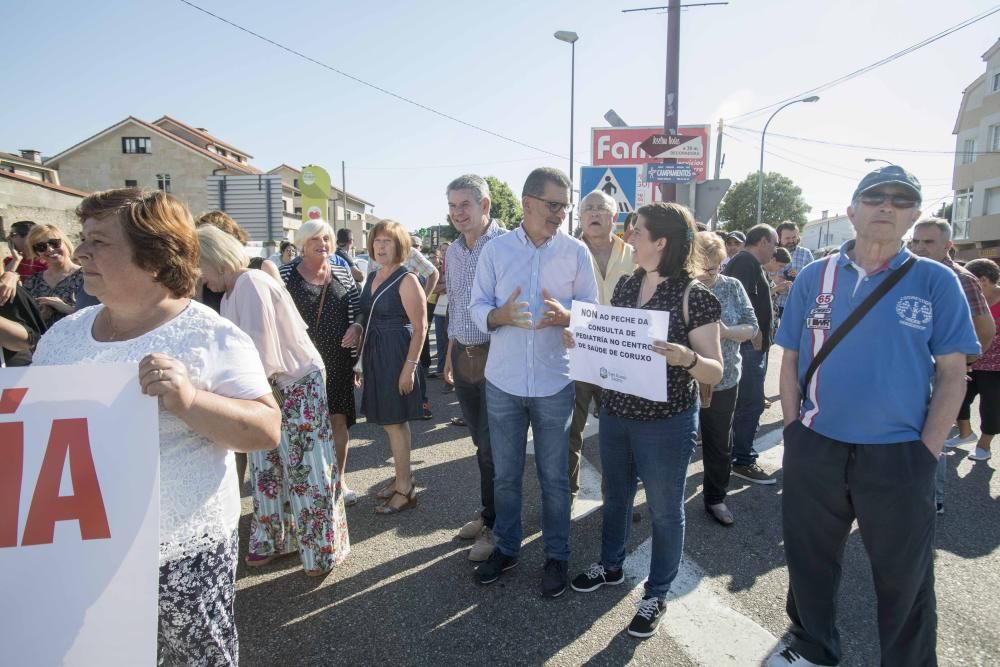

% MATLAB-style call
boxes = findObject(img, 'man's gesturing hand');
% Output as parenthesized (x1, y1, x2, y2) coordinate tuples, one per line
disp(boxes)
(488, 286, 533, 330)
(536, 289, 570, 329)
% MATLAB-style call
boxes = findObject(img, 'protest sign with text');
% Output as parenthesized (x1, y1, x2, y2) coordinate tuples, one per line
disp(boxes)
(568, 301, 670, 402)
(0, 364, 159, 667)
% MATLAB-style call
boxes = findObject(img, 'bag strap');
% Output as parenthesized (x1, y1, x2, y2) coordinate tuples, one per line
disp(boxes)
(801, 256, 915, 394)
(682, 279, 694, 329)
(357, 271, 408, 356)
(314, 280, 330, 328)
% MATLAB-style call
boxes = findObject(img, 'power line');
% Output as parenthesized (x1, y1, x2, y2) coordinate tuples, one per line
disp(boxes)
(353, 156, 545, 170)
(723, 132, 859, 180)
(724, 5, 1000, 123)
(176, 0, 568, 160)
(728, 125, 980, 156)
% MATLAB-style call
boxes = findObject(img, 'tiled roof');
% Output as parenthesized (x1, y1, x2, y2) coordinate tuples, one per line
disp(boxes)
(0, 169, 88, 197)
(152, 115, 254, 159)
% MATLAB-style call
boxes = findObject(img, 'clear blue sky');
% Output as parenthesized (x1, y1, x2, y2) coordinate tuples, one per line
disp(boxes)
(2, 0, 997, 230)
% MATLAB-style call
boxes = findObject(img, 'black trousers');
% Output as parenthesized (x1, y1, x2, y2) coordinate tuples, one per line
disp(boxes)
(956, 369, 1000, 434)
(782, 420, 938, 666)
(568, 381, 601, 497)
(451, 343, 495, 528)
(699, 385, 738, 506)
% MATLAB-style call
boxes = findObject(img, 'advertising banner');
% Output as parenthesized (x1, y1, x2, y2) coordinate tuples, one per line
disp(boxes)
(0, 364, 159, 666)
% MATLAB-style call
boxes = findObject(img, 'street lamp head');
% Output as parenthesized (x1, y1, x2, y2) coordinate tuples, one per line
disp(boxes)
(604, 109, 628, 128)
(554, 30, 579, 43)
(802, 95, 820, 103)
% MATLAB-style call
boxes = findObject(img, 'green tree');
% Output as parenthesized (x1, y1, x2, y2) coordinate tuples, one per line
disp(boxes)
(485, 175, 523, 230)
(718, 171, 811, 232)
(935, 201, 953, 222)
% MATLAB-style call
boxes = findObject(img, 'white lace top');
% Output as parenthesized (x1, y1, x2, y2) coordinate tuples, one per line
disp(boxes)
(33, 301, 271, 564)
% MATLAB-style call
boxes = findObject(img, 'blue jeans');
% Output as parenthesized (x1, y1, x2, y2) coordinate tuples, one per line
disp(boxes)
(486, 381, 574, 561)
(732, 344, 767, 466)
(599, 406, 697, 600)
(434, 315, 449, 374)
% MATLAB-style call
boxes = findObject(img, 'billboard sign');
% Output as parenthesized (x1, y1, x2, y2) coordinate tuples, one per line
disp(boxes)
(591, 125, 710, 182)
(644, 163, 694, 184)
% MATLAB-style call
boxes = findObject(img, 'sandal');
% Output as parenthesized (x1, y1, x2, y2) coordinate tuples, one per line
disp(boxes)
(304, 568, 332, 578)
(245, 553, 276, 568)
(375, 487, 418, 515)
(375, 476, 414, 500)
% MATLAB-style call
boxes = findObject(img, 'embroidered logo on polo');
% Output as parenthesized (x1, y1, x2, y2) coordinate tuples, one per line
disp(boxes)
(896, 296, 932, 330)
(806, 293, 835, 330)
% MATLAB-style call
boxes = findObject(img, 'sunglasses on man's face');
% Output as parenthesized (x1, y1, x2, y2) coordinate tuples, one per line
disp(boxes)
(859, 192, 919, 209)
(32, 238, 62, 254)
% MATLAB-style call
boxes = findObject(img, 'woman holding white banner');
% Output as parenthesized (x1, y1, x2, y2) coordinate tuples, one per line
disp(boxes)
(565, 202, 723, 640)
(694, 231, 759, 526)
(198, 224, 350, 577)
(33, 188, 281, 666)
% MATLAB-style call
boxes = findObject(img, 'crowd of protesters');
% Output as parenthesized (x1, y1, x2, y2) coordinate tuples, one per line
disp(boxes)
(0, 162, 996, 666)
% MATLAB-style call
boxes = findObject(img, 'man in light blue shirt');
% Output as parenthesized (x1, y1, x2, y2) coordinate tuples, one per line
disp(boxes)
(469, 167, 598, 597)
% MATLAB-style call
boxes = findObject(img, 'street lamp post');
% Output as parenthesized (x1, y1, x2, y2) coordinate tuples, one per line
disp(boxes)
(756, 95, 819, 226)
(555, 30, 578, 234)
(864, 158, 897, 167)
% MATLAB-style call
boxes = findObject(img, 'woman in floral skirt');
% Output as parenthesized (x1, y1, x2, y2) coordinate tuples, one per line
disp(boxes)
(198, 225, 349, 577)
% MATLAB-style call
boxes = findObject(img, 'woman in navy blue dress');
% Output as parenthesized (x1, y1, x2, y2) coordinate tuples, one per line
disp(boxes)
(357, 220, 427, 514)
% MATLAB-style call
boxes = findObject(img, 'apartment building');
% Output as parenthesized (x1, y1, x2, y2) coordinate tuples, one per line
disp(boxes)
(952, 38, 1000, 261)
(44, 115, 261, 216)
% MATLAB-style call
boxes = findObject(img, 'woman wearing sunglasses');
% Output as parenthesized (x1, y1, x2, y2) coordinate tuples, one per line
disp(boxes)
(22, 224, 84, 324)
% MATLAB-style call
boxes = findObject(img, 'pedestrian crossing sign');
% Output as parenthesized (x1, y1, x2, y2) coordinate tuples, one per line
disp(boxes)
(580, 166, 637, 223)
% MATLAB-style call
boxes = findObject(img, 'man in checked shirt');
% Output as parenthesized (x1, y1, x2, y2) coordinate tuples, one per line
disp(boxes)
(442, 174, 507, 562)
(774, 222, 814, 319)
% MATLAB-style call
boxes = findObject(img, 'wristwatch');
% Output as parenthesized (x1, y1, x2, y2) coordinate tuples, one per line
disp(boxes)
(681, 350, 698, 371)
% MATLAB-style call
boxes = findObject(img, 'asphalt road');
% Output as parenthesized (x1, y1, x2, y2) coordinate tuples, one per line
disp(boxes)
(233, 350, 998, 666)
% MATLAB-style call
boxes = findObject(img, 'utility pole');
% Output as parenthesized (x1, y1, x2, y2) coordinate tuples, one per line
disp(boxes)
(657, 0, 681, 202)
(342, 161, 348, 234)
(623, 2, 727, 204)
(711, 117, 724, 228)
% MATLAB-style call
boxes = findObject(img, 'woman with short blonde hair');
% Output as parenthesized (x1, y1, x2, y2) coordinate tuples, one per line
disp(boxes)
(23, 223, 83, 324)
(693, 231, 758, 526)
(279, 218, 363, 504)
(198, 224, 350, 576)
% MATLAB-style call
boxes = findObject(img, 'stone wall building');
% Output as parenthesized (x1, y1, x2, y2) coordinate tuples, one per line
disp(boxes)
(0, 171, 87, 256)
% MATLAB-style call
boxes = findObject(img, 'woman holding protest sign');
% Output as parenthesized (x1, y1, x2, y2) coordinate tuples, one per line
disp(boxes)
(32, 188, 281, 666)
(694, 231, 758, 526)
(198, 224, 350, 577)
(565, 202, 722, 639)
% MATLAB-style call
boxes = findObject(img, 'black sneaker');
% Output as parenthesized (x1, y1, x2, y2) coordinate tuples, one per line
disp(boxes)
(477, 548, 518, 585)
(731, 462, 776, 485)
(571, 563, 625, 592)
(421, 402, 433, 420)
(936, 503, 945, 516)
(541, 558, 568, 598)
(627, 596, 666, 638)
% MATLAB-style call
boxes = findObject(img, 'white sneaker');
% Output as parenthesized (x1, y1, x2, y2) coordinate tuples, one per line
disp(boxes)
(944, 433, 977, 449)
(765, 645, 833, 667)
(968, 447, 992, 461)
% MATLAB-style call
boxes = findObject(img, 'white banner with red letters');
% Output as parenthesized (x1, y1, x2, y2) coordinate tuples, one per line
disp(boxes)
(0, 364, 159, 666)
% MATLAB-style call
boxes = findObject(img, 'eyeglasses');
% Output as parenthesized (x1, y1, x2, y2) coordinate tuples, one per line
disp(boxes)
(582, 204, 614, 214)
(32, 238, 62, 254)
(526, 195, 572, 213)
(859, 192, 919, 209)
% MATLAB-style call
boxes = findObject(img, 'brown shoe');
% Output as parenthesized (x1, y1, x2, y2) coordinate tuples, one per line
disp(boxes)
(458, 516, 484, 540)
(706, 502, 735, 526)
(468, 526, 496, 562)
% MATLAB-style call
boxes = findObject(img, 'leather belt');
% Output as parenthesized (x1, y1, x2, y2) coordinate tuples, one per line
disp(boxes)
(455, 341, 489, 356)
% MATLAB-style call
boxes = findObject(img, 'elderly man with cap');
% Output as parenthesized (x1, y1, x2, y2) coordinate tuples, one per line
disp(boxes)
(767, 166, 979, 667)
(721, 230, 745, 269)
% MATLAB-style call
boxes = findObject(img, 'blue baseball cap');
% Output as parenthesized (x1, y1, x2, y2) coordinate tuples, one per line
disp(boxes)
(852, 165, 921, 203)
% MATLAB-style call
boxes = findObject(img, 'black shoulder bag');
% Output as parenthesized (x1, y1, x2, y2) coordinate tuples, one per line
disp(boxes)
(801, 256, 916, 394)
